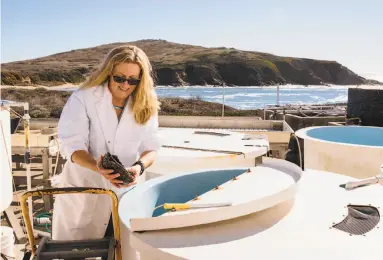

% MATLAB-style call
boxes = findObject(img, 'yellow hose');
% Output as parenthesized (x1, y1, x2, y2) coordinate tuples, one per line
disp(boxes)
(163, 203, 191, 210)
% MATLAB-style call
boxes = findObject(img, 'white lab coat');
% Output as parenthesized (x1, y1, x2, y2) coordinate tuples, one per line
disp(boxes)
(51, 84, 161, 241)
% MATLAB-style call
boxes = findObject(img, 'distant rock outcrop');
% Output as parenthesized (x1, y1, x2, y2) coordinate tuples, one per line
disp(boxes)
(1, 39, 380, 86)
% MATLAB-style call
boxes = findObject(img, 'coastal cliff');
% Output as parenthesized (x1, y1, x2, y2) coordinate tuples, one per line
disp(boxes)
(1, 39, 379, 87)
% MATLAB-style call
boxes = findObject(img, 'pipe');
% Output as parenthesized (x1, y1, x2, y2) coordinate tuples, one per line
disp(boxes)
(51, 137, 61, 176)
(163, 202, 232, 210)
(33, 217, 51, 225)
(222, 83, 225, 118)
(22, 104, 33, 230)
(339, 176, 383, 190)
(291, 133, 303, 169)
(339, 164, 383, 190)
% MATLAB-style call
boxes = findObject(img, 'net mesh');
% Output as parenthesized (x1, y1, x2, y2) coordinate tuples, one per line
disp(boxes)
(332, 204, 380, 235)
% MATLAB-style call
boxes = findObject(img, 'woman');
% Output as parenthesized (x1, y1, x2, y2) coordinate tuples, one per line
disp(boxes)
(51, 45, 161, 241)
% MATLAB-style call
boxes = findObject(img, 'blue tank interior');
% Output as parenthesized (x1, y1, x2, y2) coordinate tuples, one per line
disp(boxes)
(306, 126, 383, 147)
(118, 168, 247, 227)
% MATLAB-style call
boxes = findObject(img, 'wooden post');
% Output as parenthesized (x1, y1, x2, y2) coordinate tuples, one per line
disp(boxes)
(41, 148, 53, 211)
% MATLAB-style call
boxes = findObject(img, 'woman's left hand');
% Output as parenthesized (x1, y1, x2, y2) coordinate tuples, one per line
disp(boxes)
(117, 165, 141, 188)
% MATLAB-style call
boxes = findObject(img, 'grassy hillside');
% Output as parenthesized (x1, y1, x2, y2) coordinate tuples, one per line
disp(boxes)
(2, 39, 378, 87)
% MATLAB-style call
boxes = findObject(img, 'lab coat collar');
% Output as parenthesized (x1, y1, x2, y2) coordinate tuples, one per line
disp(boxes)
(93, 83, 133, 154)
(94, 84, 118, 153)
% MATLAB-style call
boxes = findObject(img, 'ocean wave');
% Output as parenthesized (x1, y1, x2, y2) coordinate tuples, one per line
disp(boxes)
(155, 86, 349, 109)
(326, 95, 348, 103)
(156, 84, 353, 89)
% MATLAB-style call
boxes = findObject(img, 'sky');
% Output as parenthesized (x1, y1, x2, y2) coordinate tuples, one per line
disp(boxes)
(1, 0, 383, 80)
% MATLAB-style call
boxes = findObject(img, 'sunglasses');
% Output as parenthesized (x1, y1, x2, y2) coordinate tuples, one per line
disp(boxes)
(112, 75, 141, 85)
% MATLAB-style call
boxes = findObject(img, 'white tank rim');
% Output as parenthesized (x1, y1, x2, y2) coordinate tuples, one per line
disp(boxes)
(119, 158, 302, 232)
(295, 125, 383, 150)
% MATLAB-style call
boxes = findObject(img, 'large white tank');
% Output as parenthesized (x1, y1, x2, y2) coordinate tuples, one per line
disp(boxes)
(144, 128, 269, 180)
(0, 108, 13, 212)
(122, 167, 383, 260)
(120, 158, 302, 260)
(295, 126, 383, 179)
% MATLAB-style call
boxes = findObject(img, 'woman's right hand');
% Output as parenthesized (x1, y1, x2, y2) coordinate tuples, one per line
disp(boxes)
(95, 155, 124, 188)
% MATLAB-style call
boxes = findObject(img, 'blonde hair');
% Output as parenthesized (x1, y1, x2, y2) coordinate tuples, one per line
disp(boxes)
(80, 45, 160, 125)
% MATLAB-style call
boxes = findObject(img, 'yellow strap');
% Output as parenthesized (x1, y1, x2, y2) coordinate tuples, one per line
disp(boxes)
(163, 203, 191, 210)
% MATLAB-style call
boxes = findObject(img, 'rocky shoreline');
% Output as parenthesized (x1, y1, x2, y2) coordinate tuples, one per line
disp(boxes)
(1, 87, 261, 119)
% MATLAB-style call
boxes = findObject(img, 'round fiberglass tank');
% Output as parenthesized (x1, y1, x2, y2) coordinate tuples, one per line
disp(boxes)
(119, 157, 302, 259)
(144, 128, 269, 180)
(124, 168, 383, 260)
(295, 126, 383, 179)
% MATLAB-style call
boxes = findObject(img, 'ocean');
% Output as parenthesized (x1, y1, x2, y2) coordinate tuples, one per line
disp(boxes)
(155, 85, 349, 110)
(60, 84, 373, 110)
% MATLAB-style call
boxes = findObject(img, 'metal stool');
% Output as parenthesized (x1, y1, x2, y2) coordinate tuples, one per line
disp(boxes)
(19, 187, 122, 260)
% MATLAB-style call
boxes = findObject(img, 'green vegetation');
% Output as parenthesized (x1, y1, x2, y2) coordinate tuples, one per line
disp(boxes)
(1, 71, 24, 85)
(263, 60, 279, 73)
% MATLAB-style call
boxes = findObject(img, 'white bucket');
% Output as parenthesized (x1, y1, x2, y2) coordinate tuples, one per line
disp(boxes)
(0, 226, 15, 258)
